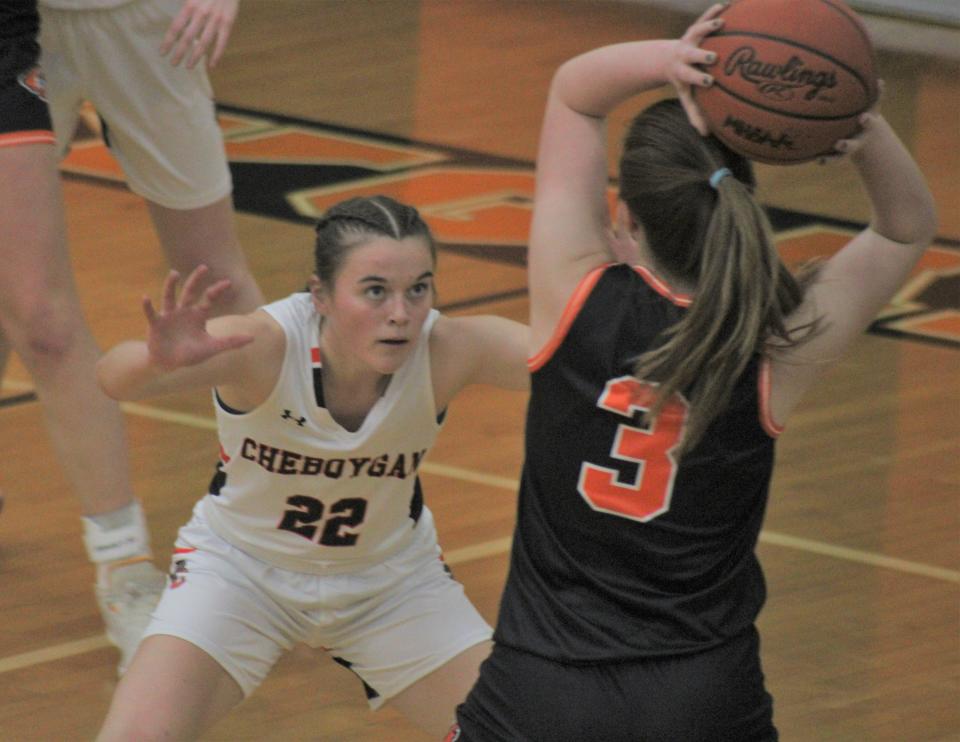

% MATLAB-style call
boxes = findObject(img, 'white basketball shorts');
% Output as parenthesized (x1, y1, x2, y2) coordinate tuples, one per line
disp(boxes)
(38, 0, 231, 209)
(144, 504, 492, 708)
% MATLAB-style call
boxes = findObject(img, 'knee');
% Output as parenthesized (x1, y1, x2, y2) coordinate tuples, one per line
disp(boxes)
(0, 294, 90, 367)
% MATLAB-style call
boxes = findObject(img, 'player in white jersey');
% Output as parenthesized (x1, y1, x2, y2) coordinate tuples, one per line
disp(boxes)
(37, 0, 260, 311)
(33, 0, 262, 671)
(95, 195, 529, 740)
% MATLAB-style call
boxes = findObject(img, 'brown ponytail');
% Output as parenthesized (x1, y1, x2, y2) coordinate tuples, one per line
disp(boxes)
(620, 99, 816, 452)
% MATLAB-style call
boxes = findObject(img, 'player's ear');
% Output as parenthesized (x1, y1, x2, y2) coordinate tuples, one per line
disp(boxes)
(308, 275, 329, 314)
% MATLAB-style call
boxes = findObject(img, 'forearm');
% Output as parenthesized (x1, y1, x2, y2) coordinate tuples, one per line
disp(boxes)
(96, 341, 166, 401)
(552, 40, 680, 119)
(851, 117, 937, 247)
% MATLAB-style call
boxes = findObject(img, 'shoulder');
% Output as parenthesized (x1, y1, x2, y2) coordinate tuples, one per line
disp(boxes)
(261, 292, 314, 324)
(428, 313, 502, 358)
(427, 312, 456, 353)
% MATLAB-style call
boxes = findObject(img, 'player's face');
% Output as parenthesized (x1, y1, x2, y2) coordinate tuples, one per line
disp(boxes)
(314, 235, 435, 375)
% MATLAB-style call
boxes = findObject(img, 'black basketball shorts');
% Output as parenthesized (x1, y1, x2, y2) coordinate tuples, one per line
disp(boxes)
(0, 65, 53, 146)
(456, 627, 777, 741)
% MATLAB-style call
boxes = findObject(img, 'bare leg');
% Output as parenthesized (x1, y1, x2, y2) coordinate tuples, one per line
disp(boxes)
(0, 143, 164, 671)
(97, 635, 244, 741)
(0, 325, 10, 386)
(0, 143, 133, 516)
(147, 196, 263, 317)
(0, 328, 6, 515)
(387, 640, 492, 738)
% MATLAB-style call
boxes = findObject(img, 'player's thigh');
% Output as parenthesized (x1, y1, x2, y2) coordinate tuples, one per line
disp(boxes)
(320, 535, 492, 715)
(42, 0, 230, 209)
(0, 142, 68, 270)
(0, 87, 78, 322)
(389, 639, 492, 738)
(146, 514, 297, 699)
(145, 195, 243, 270)
(98, 634, 243, 741)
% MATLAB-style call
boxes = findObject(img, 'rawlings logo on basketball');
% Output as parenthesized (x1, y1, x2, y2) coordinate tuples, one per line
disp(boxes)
(721, 115, 797, 151)
(725, 47, 837, 101)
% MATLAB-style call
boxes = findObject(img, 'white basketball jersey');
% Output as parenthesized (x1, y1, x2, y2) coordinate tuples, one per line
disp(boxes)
(201, 293, 444, 574)
(39, 1, 133, 10)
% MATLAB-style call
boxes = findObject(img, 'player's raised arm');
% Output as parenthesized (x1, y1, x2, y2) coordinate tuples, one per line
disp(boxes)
(768, 110, 937, 423)
(527, 6, 724, 353)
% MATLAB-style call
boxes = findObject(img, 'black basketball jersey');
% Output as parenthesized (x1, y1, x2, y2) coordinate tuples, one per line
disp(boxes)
(495, 263, 779, 662)
(0, 1, 41, 79)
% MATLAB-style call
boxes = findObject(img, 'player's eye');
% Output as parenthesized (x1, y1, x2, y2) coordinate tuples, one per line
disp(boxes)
(408, 282, 430, 298)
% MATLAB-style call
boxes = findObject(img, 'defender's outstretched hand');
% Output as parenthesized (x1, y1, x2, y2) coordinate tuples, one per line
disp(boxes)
(143, 265, 253, 370)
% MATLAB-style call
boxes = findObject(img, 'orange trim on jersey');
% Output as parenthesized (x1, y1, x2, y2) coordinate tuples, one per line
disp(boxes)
(758, 357, 783, 438)
(219, 443, 231, 463)
(311, 346, 322, 365)
(0, 130, 56, 148)
(632, 265, 693, 307)
(173, 547, 197, 554)
(528, 264, 609, 372)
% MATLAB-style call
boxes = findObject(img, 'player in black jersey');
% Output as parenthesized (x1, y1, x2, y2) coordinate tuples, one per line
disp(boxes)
(453, 4, 936, 741)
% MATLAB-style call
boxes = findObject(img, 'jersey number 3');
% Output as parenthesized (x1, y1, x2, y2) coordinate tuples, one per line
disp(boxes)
(577, 376, 687, 522)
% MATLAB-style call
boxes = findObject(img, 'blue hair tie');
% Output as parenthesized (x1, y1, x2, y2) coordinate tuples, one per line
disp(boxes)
(709, 167, 732, 189)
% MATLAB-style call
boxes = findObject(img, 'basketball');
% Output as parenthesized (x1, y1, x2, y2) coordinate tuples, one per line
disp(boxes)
(693, 0, 879, 165)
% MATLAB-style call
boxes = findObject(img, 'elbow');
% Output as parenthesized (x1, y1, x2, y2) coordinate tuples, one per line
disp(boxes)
(874, 192, 939, 249)
(95, 356, 125, 401)
(917, 198, 939, 247)
(907, 198, 938, 249)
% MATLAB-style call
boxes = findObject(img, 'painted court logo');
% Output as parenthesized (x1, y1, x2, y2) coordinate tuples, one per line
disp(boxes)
(59, 103, 960, 348)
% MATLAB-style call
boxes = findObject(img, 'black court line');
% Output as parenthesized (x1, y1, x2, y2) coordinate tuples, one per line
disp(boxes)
(438, 288, 529, 314)
(0, 392, 37, 409)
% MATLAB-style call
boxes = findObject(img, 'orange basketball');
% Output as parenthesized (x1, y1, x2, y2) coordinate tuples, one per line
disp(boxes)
(693, 0, 879, 165)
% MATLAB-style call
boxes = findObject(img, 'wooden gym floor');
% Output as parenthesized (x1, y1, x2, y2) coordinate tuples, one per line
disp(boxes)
(0, 2, 957, 739)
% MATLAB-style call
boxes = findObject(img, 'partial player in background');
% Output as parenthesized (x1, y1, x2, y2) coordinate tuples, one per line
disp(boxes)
(0, 0, 163, 673)
(24, 0, 263, 669)
(94, 196, 529, 740)
(37, 0, 261, 315)
(454, 3, 936, 740)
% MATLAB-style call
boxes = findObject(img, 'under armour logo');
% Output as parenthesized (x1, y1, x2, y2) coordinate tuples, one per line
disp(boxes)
(169, 558, 188, 589)
(282, 409, 307, 427)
